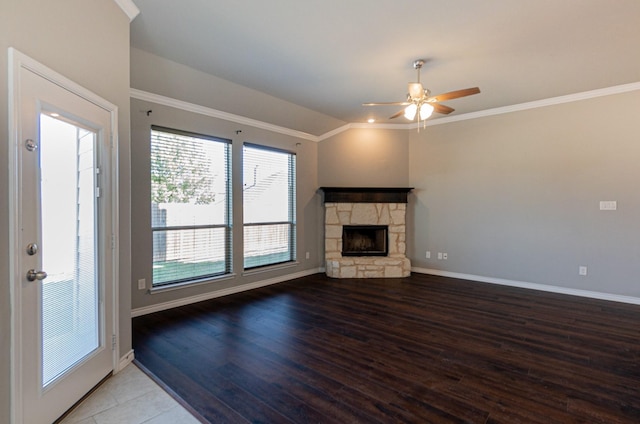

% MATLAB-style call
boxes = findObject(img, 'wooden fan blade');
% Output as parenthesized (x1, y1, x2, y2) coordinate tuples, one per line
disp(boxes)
(363, 101, 410, 106)
(432, 102, 455, 115)
(428, 87, 480, 102)
(389, 109, 405, 119)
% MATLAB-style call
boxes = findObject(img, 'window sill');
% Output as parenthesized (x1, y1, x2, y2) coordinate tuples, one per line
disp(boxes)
(242, 261, 299, 277)
(149, 273, 237, 295)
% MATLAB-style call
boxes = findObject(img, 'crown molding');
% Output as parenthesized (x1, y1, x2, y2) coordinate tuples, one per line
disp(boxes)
(131, 81, 640, 142)
(316, 122, 408, 141)
(130, 88, 319, 141)
(418, 81, 640, 128)
(113, 0, 140, 21)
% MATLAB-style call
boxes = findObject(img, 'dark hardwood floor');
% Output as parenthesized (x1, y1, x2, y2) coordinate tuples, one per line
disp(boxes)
(132, 273, 640, 423)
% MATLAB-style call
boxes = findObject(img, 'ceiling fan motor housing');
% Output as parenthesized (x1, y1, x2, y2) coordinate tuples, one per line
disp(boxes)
(408, 59, 426, 100)
(408, 82, 425, 100)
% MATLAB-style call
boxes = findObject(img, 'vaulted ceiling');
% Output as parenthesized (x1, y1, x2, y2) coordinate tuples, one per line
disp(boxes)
(130, 1, 640, 133)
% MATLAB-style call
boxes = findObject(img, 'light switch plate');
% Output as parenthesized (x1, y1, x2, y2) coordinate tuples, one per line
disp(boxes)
(599, 201, 617, 210)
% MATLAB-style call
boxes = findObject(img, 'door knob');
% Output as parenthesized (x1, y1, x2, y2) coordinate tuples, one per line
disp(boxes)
(26, 269, 47, 281)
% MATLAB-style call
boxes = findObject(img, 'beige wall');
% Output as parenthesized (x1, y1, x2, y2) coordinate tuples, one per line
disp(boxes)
(318, 128, 410, 187)
(408, 90, 640, 297)
(131, 48, 346, 137)
(0, 1, 131, 421)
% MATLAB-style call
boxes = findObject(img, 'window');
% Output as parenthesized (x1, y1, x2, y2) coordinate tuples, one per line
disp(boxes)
(243, 143, 296, 269)
(151, 126, 231, 287)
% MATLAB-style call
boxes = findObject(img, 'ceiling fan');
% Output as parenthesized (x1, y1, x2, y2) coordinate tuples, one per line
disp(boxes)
(363, 59, 480, 124)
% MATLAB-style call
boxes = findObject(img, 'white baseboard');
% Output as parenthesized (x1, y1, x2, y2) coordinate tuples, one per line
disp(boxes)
(411, 267, 640, 306)
(131, 268, 323, 317)
(117, 349, 135, 372)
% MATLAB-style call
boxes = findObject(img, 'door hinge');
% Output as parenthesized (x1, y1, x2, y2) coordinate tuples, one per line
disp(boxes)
(112, 334, 117, 351)
(111, 234, 116, 250)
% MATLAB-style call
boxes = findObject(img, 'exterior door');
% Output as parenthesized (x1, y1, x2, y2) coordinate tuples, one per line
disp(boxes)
(12, 51, 116, 424)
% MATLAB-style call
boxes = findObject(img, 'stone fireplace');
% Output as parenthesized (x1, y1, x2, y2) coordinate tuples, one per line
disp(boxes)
(321, 187, 412, 278)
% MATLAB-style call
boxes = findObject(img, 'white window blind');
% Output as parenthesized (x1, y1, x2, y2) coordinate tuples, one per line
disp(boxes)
(40, 114, 99, 387)
(151, 126, 231, 286)
(243, 143, 296, 269)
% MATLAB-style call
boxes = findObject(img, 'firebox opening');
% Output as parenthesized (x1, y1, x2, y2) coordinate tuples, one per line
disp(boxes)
(342, 225, 388, 257)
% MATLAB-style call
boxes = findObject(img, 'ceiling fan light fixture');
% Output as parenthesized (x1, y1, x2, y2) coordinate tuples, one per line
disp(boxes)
(404, 103, 417, 120)
(419, 103, 434, 120)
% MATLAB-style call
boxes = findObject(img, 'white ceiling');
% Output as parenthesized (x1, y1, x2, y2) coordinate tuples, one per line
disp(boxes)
(130, 0, 640, 132)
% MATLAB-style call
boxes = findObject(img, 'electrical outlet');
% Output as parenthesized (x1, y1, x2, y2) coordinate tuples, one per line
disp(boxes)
(437, 252, 443, 260)
(579, 266, 587, 276)
(137, 278, 146, 290)
(306, 251, 310, 260)
(442, 253, 448, 260)
(426, 251, 431, 259)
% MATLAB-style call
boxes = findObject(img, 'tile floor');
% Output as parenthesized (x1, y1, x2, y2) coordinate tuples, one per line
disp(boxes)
(59, 364, 200, 424)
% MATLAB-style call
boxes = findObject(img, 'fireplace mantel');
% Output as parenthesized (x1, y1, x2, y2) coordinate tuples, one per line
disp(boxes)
(319, 187, 413, 203)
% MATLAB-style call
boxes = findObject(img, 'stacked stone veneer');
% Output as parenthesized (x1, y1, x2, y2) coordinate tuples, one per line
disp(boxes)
(325, 202, 411, 278)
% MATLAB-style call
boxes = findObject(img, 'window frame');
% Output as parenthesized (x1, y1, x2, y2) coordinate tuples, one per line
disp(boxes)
(150, 125, 232, 287)
(242, 142, 297, 270)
